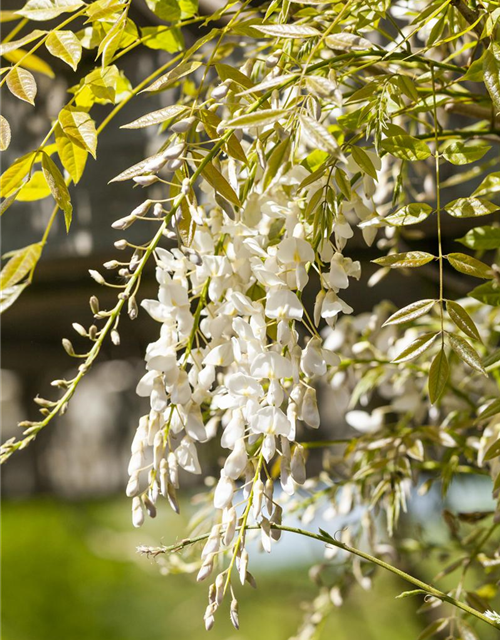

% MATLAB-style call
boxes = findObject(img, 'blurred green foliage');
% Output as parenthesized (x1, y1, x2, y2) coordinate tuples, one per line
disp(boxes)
(0, 498, 462, 640)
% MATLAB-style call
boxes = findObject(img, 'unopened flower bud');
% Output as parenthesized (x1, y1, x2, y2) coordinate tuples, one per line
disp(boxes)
(230, 597, 239, 630)
(133, 175, 158, 186)
(163, 143, 185, 160)
(62, 338, 75, 356)
(89, 269, 105, 284)
(153, 203, 164, 217)
(132, 497, 144, 528)
(171, 116, 196, 133)
(88, 325, 98, 340)
(72, 322, 86, 336)
(114, 239, 128, 250)
(103, 260, 120, 270)
(111, 215, 135, 230)
(131, 200, 152, 218)
(181, 177, 190, 195)
(126, 472, 140, 497)
(128, 296, 138, 320)
(143, 495, 157, 518)
(266, 49, 282, 68)
(166, 158, 183, 172)
(197, 554, 214, 582)
(211, 82, 230, 100)
(89, 295, 99, 314)
(111, 329, 120, 346)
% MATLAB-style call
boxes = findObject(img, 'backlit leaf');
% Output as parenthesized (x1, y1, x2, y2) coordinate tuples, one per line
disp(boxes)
(41, 152, 73, 231)
(483, 43, 500, 114)
(392, 332, 439, 363)
(447, 253, 493, 279)
(373, 251, 435, 268)
(0, 242, 42, 289)
(299, 114, 339, 155)
(448, 333, 486, 374)
(457, 226, 500, 250)
(200, 160, 241, 207)
(46, 30, 82, 70)
(58, 107, 97, 158)
(0, 29, 46, 56)
(225, 109, 289, 129)
(17, 171, 51, 201)
(383, 299, 435, 326)
(255, 24, 320, 38)
(445, 196, 498, 218)
(469, 281, 500, 306)
(16, 0, 84, 21)
(0, 115, 11, 151)
(384, 203, 433, 226)
(429, 347, 449, 404)
(6, 67, 37, 105)
(381, 136, 431, 161)
(121, 105, 187, 129)
(55, 124, 87, 184)
(442, 140, 490, 165)
(143, 60, 202, 93)
(446, 300, 481, 342)
(0, 152, 36, 197)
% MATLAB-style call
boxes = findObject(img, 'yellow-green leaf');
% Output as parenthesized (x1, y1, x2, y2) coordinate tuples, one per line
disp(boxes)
(55, 124, 87, 183)
(457, 226, 500, 250)
(256, 24, 320, 38)
(58, 107, 97, 158)
(3, 49, 55, 77)
(0, 282, 29, 314)
(121, 104, 187, 129)
(448, 333, 486, 374)
(225, 109, 289, 129)
(442, 140, 490, 165)
(373, 251, 435, 268)
(383, 299, 436, 326)
(447, 252, 493, 279)
(17, 171, 51, 201)
(41, 152, 73, 231)
(0, 151, 36, 197)
(16, 0, 84, 21)
(142, 60, 202, 93)
(0, 114, 11, 151)
(469, 280, 500, 306)
(392, 332, 440, 364)
(429, 348, 449, 404)
(0, 29, 46, 56)
(299, 114, 340, 155)
(201, 160, 241, 207)
(46, 30, 82, 70)
(446, 300, 481, 342)
(0, 242, 42, 289)
(6, 66, 37, 105)
(384, 203, 433, 226)
(381, 135, 432, 161)
(483, 43, 500, 114)
(445, 196, 498, 218)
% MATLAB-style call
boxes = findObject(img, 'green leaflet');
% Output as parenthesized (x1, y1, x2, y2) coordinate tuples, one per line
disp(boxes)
(0, 242, 42, 290)
(392, 332, 439, 364)
(483, 43, 500, 114)
(444, 196, 498, 218)
(446, 253, 493, 279)
(441, 140, 490, 165)
(380, 135, 431, 161)
(457, 226, 500, 250)
(383, 299, 436, 326)
(469, 281, 500, 306)
(428, 348, 449, 404)
(41, 152, 73, 231)
(446, 300, 481, 342)
(384, 203, 433, 226)
(373, 251, 435, 268)
(448, 333, 486, 375)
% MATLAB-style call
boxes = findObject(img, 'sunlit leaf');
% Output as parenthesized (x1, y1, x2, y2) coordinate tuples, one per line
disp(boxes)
(445, 196, 498, 218)
(200, 160, 241, 207)
(0, 151, 36, 197)
(448, 333, 486, 374)
(0, 242, 42, 289)
(41, 152, 73, 231)
(225, 109, 289, 129)
(46, 30, 82, 70)
(55, 124, 87, 184)
(326, 32, 372, 50)
(384, 203, 433, 226)
(392, 332, 439, 363)
(469, 280, 500, 306)
(17, 171, 51, 201)
(383, 299, 435, 326)
(121, 105, 187, 129)
(0, 29, 46, 56)
(255, 24, 321, 38)
(16, 0, 84, 21)
(373, 251, 435, 268)
(3, 49, 54, 77)
(58, 107, 97, 158)
(0, 114, 11, 151)
(483, 43, 500, 114)
(446, 300, 481, 342)
(457, 226, 500, 250)
(447, 253, 493, 279)
(6, 67, 37, 105)
(299, 114, 340, 155)
(0, 282, 29, 314)
(429, 347, 449, 404)
(442, 140, 490, 165)
(381, 136, 431, 161)
(142, 60, 202, 93)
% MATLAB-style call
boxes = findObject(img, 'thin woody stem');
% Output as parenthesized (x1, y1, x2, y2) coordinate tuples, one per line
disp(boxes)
(139, 523, 500, 631)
